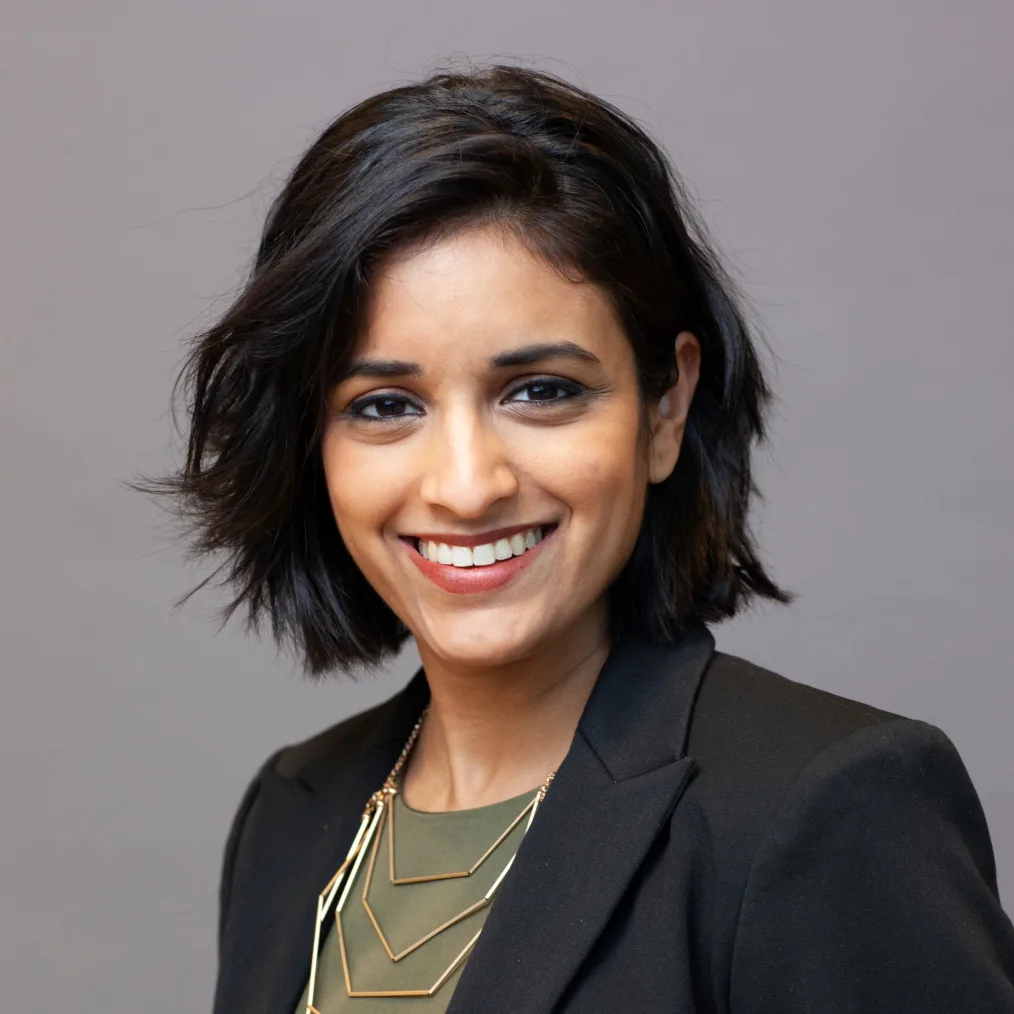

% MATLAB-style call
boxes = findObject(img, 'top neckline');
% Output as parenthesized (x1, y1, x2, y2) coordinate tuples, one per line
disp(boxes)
(395, 783, 542, 819)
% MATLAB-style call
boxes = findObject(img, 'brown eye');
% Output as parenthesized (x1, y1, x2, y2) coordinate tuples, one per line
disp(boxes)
(507, 378, 584, 404)
(524, 383, 560, 401)
(349, 394, 423, 420)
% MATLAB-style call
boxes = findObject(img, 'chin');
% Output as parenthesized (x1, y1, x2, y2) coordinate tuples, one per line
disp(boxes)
(415, 613, 548, 669)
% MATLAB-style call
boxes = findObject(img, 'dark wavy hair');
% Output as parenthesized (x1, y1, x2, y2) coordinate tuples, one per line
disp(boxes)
(141, 63, 791, 675)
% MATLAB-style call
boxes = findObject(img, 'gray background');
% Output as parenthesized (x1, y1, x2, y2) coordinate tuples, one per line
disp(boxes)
(2, 1, 1011, 1010)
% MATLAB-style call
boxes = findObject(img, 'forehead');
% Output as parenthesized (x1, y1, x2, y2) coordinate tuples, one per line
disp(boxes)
(357, 226, 626, 364)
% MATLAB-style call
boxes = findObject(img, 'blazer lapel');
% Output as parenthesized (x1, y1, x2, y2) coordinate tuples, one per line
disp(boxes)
(215, 673, 430, 1014)
(447, 628, 714, 1014)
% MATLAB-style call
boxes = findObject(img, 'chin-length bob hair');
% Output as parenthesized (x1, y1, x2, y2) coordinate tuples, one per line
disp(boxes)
(146, 63, 791, 675)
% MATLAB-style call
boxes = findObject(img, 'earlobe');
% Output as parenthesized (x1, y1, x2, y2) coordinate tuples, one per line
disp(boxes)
(647, 399, 682, 484)
(647, 426, 681, 484)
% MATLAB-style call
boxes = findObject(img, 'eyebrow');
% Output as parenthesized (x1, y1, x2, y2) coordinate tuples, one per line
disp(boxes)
(341, 359, 424, 380)
(490, 341, 601, 369)
(342, 341, 601, 380)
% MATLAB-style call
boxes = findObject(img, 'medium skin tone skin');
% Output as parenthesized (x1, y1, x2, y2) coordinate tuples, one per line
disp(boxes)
(323, 225, 700, 811)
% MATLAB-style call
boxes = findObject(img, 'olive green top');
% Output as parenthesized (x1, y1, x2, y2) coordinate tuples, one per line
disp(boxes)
(295, 786, 537, 1013)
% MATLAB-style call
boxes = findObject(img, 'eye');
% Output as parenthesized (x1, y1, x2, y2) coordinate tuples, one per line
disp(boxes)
(346, 393, 423, 420)
(506, 378, 584, 404)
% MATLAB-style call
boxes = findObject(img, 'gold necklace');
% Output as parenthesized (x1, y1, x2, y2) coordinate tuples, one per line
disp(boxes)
(304, 706, 556, 1008)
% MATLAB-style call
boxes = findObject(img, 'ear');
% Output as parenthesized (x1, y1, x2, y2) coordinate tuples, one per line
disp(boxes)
(647, 331, 701, 484)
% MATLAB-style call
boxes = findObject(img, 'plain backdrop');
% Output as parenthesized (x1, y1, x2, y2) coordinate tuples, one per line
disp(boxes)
(2, 1, 1011, 1010)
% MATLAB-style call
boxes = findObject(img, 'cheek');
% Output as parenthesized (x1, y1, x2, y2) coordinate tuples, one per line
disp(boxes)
(569, 454, 647, 553)
(321, 430, 404, 555)
(522, 404, 648, 534)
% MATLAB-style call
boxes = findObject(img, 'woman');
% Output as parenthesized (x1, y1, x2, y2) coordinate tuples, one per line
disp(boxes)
(155, 65, 1014, 1011)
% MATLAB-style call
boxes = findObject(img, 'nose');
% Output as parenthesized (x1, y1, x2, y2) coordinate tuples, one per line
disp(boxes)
(418, 405, 518, 518)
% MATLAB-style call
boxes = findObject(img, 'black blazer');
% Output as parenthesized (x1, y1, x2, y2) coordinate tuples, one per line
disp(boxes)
(214, 628, 1014, 1012)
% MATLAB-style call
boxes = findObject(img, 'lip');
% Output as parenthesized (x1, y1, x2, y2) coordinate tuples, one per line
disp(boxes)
(401, 524, 557, 595)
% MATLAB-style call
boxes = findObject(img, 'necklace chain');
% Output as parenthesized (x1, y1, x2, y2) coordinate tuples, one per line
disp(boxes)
(373, 704, 557, 809)
(304, 703, 558, 1006)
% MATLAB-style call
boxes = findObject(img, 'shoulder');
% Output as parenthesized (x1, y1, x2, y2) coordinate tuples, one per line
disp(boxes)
(694, 655, 1014, 1008)
(680, 649, 997, 900)
(216, 676, 426, 954)
(679, 650, 1012, 1008)
(272, 691, 402, 783)
(218, 677, 423, 898)
(269, 671, 428, 787)
(688, 649, 903, 784)
(684, 648, 980, 824)
(688, 648, 989, 839)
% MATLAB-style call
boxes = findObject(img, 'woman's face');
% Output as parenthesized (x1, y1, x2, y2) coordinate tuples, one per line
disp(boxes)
(323, 225, 695, 668)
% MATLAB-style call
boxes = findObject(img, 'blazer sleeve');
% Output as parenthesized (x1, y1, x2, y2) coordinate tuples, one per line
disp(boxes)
(728, 718, 1014, 1013)
(216, 750, 282, 960)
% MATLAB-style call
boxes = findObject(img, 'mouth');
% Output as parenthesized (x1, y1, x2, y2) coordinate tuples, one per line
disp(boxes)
(399, 523, 558, 594)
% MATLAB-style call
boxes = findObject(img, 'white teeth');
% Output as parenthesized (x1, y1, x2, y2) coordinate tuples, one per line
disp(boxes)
(417, 527, 548, 568)
(472, 543, 496, 566)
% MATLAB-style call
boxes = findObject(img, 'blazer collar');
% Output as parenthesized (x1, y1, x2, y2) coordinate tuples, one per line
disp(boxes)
(576, 627, 712, 778)
(447, 625, 714, 1013)
(225, 626, 714, 1014)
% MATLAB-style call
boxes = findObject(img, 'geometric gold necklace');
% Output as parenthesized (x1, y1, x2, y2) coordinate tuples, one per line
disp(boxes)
(386, 783, 542, 885)
(304, 706, 556, 1010)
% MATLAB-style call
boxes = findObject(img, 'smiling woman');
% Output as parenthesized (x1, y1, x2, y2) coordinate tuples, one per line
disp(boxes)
(322, 227, 699, 663)
(144, 64, 1014, 1012)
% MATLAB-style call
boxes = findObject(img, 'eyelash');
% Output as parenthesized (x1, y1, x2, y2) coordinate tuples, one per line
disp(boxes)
(344, 377, 587, 422)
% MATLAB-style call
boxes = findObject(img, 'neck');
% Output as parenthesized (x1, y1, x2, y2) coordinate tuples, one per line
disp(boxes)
(400, 603, 611, 811)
